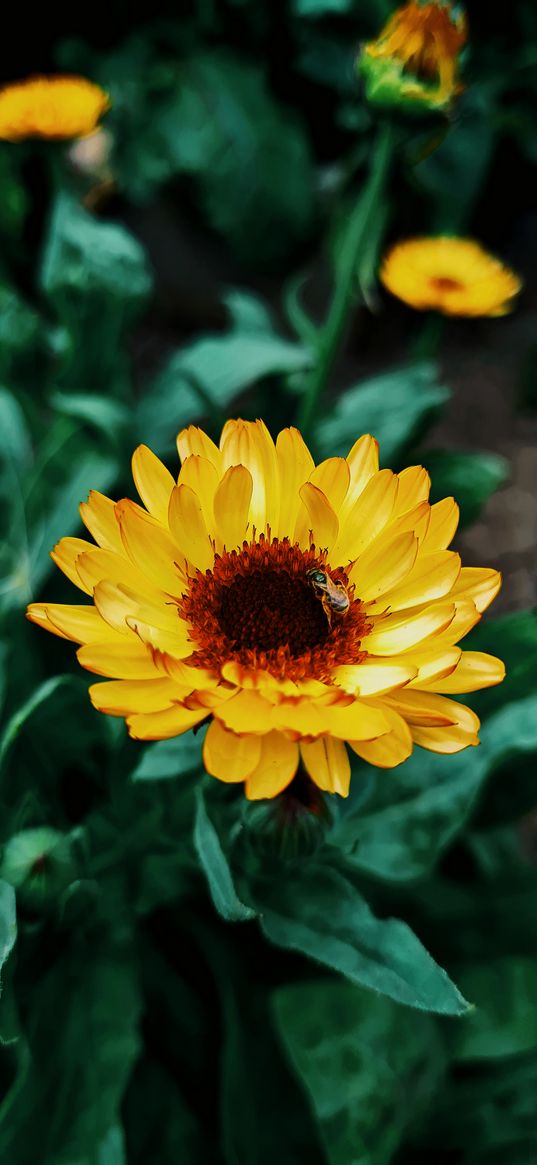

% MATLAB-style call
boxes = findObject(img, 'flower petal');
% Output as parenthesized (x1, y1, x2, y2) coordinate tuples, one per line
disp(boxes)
(245, 732, 299, 799)
(275, 427, 314, 539)
(419, 650, 505, 694)
(76, 548, 167, 601)
(220, 419, 279, 534)
(450, 567, 502, 613)
(409, 701, 480, 753)
(89, 677, 182, 715)
(77, 640, 159, 679)
(341, 434, 379, 519)
(131, 445, 175, 525)
(127, 704, 209, 740)
(395, 465, 430, 512)
(308, 457, 350, 512)
(295, 482, 339, 552)
(351, 531, 418, 601)
(203, 718, 262, 782)
(177, 425, 222, 472)
(332, 660, 417, 697)
(366, 551, 461, 614)
(349, 706, 413, 768)
(178, 455, 220, 535)
(50, 536, 94, 594)
(214, 690, 274, 734)
(116, 499, 186, 593)
(213, 465, 253, 551)
(79, 490, 123, 552)
(168, 484, 214, 572)
(334, 470, 398, 562)
(385, 689, 460, 727)
(365, 603, 455, 654)
(420, 497, 459, 552)
(300, 738, 351, 796)
(26, 603, 118, 644)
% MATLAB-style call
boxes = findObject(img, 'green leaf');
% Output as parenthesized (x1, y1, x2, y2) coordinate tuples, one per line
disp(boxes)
(0, 676, 70, 772)
(331, 693, 537, 882)
(131, 725, 207, 781)
(413, 86, 496, 231)
(273, 980, 443, 1165)
(0, 880, 16, 986)
(454, 958, 537, 1062)
(316, 363, 449, 463)
(253, 864, 469, 1014)
(0, 386, 32, 468)
(424, 449, 509, 528)
(50, 391, 130, 446)
(194, 788, 256, 923)
(293, 0, 353, 13)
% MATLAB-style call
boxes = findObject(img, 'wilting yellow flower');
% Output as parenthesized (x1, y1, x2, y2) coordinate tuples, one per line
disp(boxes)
(360, 1, 467, 113)
(0, 75, 110, 142)
(381, 237, 522, 317)
(27, 421, 504, 800)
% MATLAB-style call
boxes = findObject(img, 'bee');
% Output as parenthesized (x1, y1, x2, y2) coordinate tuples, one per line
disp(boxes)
(307, 567, 350, 627)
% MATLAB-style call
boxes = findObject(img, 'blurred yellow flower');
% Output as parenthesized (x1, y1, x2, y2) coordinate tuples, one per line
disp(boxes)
(0, 75, 110, 142)
(381, 237, 522, 316)
(27, 421, 504, 800)
(360, 1, 467, 112)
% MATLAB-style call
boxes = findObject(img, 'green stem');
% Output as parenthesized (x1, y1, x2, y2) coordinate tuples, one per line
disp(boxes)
(297, 120, 396, 440)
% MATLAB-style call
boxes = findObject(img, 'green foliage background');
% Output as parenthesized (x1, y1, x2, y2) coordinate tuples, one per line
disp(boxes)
(1, 2, 537, 1161)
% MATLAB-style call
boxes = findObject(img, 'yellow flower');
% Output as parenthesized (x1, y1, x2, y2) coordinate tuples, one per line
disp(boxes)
(380, 237, 522, 316)
(360, 1, 467, 113)
(27, 421, 504, 800)
(0, 75, 110, 142)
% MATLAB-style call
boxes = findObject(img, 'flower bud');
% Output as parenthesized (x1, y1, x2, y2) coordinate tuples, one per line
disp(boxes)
(359, 1, 467, 115)
(1, 827, 75, 907)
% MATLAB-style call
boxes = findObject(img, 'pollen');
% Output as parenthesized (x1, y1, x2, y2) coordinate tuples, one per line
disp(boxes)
(181, 535, 370, 683)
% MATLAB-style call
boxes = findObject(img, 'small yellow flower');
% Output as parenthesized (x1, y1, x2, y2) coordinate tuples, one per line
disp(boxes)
(27, 421, 504, 800)
(381, 237, 522, 316)
(360, 1, 467, 113)
(0, 75, 110, 142)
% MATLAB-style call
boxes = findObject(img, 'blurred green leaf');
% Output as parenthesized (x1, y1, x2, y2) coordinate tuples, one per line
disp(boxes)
(454, 958, 537, 1062)
(331, 692, 537, 882)
(251, 864, 469, 1014)
(424, 449, 509, 528)
(194, 788, 256, 923)
(0, 386, 32, 468)
(0, 881, 16, 986)
(131, 726, 206, 781)
(273, 980, 443, 1165)
(50, 391, 130, 448)
(412, 87, 497, 231)
(316, 363, 449, 462)
(293, 0, 353, 14)
(465, 612, 537, 719)
(0, 676, 70, 773)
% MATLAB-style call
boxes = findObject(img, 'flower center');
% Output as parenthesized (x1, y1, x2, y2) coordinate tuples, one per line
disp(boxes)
(181, 536, 370, 682)
(430, 275, 462, 292)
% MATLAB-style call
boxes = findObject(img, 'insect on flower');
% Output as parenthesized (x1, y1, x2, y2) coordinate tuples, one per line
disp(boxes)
(307, 568, 350, 628)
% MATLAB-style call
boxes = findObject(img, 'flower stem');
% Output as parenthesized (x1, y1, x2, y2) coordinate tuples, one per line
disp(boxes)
(297, 120, 396, 440)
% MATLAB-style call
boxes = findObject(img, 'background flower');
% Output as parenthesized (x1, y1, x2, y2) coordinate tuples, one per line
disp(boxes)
(380, 237, 522, 316)
(0, 75, 110, 141)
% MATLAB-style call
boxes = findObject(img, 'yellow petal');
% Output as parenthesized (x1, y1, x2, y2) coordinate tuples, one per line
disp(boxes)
(365, 603, 455, 655)
(341, 434, 379, 520)
(322, 699, 390, 741)
(76, 547, 167, 602)
(168, 484, 214, 573)
(79, 490, 123, 552)
(245, 732, 299, 799)
(334, 470, 398, 562)
(349, 706, 413, 768)
(275, 427, 314, 539)
(308, 457, 350, 512)
(126, 616, 193, 657)
(332, 660, 417, 697)
(419, 651, 505, 694)
(177, 425, 222, 473)
(77, 640, 159, 679)
(117, 499, 186, 594)
(214, 690, 274, 734)
(149, 649, 216, 689)
(367, 551, 461, 614)
(89, 677, 182, 715)
(127, 704, 209, 740)
(271, 701, 333, 739)
(351, 531, 418, 602)
(203, 718, 262, 782)
(432, 599, 480, 645)
(28, 602, 123, 647)
(93, 578, 184, 635)
(385, 689, 459, 727)
(402, 646, 461, 687)
(300, 738, 350, 796)
(220, 419, 279, 535)
(131, 445, 175, 525)
(294, 483, 339, 552)
(178, 455, 220, 535)
(410, 701, 480, 753)
(51, 536, 95, 595)
(213, 465, 253, 551)
(395, 465, 430, 512)
(450, 567, 502, 613)
(421, 497, 459, 552)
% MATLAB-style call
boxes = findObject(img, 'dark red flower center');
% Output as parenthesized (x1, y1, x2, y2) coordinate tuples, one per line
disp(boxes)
(180, 536, 370, 682)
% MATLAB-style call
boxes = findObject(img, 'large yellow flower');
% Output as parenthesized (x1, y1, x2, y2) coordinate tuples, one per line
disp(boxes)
(0, 75, 110, 142)
(381, 237, 522, 317)
(360, 0, 467, 112)
(27, 421, 504, 800)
